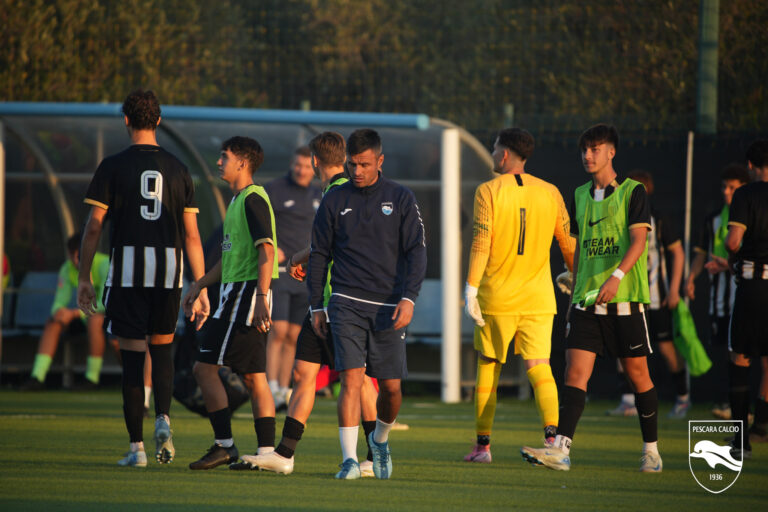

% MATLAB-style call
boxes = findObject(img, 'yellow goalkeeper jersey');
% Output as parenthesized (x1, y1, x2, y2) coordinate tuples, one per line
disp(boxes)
(467, 172, 574, 315)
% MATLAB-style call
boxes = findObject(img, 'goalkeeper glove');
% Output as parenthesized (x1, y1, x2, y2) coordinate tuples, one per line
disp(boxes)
(464, 283, 485, 327)
(556, 269, 573, 295)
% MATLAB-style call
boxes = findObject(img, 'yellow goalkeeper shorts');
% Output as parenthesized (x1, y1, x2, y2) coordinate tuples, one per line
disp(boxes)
(473, 314, 554, 363)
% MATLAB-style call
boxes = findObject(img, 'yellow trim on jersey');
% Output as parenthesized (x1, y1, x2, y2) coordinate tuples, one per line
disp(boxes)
(84, 198, 108, 210)
(693, 246, 707, 254)
(666, 240, 682, 250)
(628, 222, 652, 231)
(184, 207, 200, 213)
(466, 172, 575, 316)
(728, 221, 747, 230)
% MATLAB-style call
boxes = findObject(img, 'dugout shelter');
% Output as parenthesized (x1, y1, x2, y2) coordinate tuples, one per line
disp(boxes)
(0, 103, 495, 401)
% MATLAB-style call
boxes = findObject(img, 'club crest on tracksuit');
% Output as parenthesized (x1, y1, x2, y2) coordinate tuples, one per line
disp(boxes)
(381, 202, 394, 215)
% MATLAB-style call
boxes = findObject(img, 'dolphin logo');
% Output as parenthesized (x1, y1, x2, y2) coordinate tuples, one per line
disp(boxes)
(689, 440, 742, 472)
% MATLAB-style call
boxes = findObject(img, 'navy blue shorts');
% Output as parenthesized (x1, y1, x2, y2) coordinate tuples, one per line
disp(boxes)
(327, 295, 407, 379)
(271, 273, 309, 325)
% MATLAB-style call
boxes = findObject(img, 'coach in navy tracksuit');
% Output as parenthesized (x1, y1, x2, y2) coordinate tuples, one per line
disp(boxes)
(308, 129, 426, 480)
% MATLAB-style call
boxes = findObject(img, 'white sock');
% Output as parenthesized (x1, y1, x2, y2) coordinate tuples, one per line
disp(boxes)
(621, 393, 635, 406)
(144, 386, 152, 409)
(643, 441, 659, 455)
(130, 441, 144, 452)
(373, 418, 395, 444)
(339, 426, 359, 462)
(216, 438, 234, 448)
(554, 434, 572, 455)
(269, 380, 279, 394)
(257, 446, 274, 455)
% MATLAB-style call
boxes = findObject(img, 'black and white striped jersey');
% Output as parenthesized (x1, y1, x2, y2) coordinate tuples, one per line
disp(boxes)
(85, 144, 198, 289)
(694, 208, 736, 317)
(647, 209, 682, 310)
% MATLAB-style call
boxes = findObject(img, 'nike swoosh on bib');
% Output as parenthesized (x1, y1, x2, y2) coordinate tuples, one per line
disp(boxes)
(588, 216, 608, 227)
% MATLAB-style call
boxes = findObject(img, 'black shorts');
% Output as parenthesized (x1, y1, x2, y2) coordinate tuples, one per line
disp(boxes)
(567, 307, 651, 359)
(103, 286, 181, 339)
(728, 281, 768, 358)
(271, 274, 309, 325)
(646, 308, 673, 344)
(197, 317, 268, 374)
(710, 315, 731, 346)
(295, 313, 335, 368)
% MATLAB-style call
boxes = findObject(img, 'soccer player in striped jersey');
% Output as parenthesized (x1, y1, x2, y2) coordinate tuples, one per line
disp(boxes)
(183, 136, 279, 470)
(725, 139, 768, 459)
(234, 131, 379, 476)
(463, 128, 574, 463)
(521, 124, 662, 472)
(686, 164, 750, 419)
(78, 89, 209, 467)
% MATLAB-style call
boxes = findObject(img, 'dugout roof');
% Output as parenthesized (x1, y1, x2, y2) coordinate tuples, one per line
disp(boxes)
(0, 103, 492, 279)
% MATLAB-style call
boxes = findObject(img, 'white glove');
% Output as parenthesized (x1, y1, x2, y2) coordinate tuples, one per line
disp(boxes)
(556, 270, 573, 296)
(464, 283, 485, 327)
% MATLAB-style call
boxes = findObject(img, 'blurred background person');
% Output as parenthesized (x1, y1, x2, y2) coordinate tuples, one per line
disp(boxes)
(21, 233, 110, 390)
(264, 147, 322, 411)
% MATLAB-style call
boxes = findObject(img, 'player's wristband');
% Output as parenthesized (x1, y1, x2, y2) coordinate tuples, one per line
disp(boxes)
(611, 268, 625, 281)
(256, 293, 268, 296)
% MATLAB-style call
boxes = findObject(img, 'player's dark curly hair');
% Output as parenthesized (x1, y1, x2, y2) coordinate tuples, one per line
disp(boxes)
(122, 89, 161, 130)
(496, 128, 534, 160)
(721, 163, 750, 184)
(579, 124, 619, 151)
(746, 139, 768, 169)
(347, 128, 382, 156)
(309, 132, 346, 167)
(222, 136, 264, 172)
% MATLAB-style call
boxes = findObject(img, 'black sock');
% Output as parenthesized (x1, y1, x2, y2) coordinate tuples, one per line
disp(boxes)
(209, 408, 232, 441)
(558, 385, 586, 440)
(618, 370, 632, 396)
(729, 362, 751, 449)
(753, 398, 768, 434)
(362, 420, 376, 461)
(275, 416, 305, 458)
(148, 343, 173, 418)
(672, 370, 688, 397)
(121, 349, 146, 443)
(255, 416, 276, 448)
(635, 387, 659, 443)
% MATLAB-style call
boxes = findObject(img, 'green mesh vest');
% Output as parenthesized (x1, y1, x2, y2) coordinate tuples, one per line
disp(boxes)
(221, 184, 279, 283)
(321, 175, 348, 307)
(573, 178, 650, 305)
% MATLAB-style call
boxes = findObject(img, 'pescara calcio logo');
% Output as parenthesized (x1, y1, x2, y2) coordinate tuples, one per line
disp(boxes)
(381, 202, 393, 215)
(689, 420, 743, 493)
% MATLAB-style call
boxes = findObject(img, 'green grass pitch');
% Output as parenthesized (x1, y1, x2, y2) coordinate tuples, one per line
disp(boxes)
(1, 390, 766, 511)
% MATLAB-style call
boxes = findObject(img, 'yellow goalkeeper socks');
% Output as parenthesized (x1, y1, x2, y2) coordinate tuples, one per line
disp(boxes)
(527, 363, 559, 428)
(475, 357, 502, 436)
